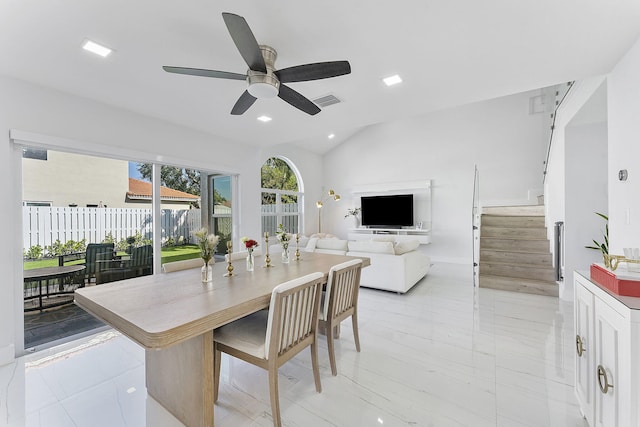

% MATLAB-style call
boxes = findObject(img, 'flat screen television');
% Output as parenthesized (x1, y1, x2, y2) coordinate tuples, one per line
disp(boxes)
(360, 194, 413, 228)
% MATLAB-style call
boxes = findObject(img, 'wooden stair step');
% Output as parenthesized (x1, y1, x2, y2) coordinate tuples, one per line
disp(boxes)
(481, 215, 546, 228)
(480, 237, 550, 253)
(481, 226, 547, 239)
(479, 262, 556, 282)
(482, 205, 545, 216)
(479, 249, 552, 266)
(479, 274, 558, 297)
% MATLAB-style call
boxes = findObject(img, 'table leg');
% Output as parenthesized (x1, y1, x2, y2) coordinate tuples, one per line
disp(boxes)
(145, 331, 215, 427)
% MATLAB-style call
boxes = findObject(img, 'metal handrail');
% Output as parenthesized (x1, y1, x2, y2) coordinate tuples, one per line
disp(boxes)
(542, 81, 575, 184)
(472, 165, 480, 286)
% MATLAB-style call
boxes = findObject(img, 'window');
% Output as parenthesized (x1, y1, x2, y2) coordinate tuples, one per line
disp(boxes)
(261, 157, 303, 236)
(210, 175, 232, 254)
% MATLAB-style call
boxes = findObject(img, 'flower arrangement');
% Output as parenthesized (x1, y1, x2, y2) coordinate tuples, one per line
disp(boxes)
(276, 224, 290, 247)
(345, 207, 361, 218)
(193, 227, 219, 265)
(241, 237, 259, 252)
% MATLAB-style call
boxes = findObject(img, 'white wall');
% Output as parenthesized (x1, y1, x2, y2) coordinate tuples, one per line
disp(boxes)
(0, 75, 322, 362)
(564, 121, 608, 297)
(323, 90, 549, 264)
(608, 36, 640, 253)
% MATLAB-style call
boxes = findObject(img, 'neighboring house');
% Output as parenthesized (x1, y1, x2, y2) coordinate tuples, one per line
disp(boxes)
(22, 150, 199, 209)
(127, 178, 199, 210)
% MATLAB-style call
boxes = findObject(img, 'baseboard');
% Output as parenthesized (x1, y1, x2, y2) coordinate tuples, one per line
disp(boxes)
(0, 344, 15, 366)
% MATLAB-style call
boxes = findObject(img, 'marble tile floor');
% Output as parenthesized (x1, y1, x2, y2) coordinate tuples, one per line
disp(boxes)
(0, 263, 588, 427)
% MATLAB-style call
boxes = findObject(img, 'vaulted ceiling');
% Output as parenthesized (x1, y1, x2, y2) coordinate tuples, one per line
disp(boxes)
(1, 1, 639, 153)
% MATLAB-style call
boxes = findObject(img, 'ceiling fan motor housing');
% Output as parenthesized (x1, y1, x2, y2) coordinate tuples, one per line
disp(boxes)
(247, 45, 280, 98)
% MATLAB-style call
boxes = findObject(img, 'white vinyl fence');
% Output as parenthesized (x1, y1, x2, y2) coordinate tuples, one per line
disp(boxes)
(23, 206, 201, 250)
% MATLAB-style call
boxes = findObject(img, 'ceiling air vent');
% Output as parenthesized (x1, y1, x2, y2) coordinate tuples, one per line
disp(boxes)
(312, 94, 342, 108)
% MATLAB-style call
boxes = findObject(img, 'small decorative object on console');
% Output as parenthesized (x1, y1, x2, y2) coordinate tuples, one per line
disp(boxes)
(590, 263, 640, 296)
(263, 232, 272, 268)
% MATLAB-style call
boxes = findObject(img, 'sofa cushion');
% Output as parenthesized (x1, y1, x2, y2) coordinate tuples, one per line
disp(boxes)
(305, 237, 319, 252)
(394, 239, 420, 255)
(315, 238, 348, 252)
(347, 240, 395, 254)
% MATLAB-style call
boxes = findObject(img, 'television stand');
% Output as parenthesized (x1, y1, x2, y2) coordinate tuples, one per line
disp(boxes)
(348, 228, 431, 245)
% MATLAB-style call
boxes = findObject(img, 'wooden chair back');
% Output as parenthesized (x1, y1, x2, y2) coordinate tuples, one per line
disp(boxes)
(324, 259, 363, 323)
(162, 257, 203, 273)
(265, 272, 324, 362)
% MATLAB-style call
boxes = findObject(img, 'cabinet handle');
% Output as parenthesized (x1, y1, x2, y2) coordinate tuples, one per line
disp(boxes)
(597, 365, 613, 394)
(575, 335, 586, 357)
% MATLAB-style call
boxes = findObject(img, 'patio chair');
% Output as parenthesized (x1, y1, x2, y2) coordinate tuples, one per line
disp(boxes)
(84, 243, 115, 283)
(124, 244, 153, 278)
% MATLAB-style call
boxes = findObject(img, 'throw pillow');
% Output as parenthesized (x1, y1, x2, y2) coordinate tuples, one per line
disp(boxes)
(394, 240, 420, 255)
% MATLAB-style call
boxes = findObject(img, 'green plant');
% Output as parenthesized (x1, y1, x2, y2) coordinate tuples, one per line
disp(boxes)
(24, 244, 43, 260)
(585, 212, 609, 255)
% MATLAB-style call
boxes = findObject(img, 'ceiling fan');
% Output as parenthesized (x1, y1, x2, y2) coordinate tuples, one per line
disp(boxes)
(163, 12, 351, 116)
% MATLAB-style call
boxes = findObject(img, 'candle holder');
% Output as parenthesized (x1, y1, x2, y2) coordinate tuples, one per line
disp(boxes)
(224, 240, 234, 277)
(264, 232, 273, 268)
(295, 233, 301, 261)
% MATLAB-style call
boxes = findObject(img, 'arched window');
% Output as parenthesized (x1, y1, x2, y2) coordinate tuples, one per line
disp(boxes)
(261, 157, 303, 236)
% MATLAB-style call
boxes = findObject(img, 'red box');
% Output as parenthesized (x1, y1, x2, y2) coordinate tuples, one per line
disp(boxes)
(590, 263, 640, 297)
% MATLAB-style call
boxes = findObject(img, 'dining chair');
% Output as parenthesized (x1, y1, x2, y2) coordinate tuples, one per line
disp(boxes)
(213, 272, 325, 427)
(161, 257, 203, 273)
(224, 248, 263, 262)
(319, 259, 363, 376)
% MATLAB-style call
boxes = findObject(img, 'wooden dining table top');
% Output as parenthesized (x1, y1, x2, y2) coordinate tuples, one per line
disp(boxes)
(75, 252, 369, 350)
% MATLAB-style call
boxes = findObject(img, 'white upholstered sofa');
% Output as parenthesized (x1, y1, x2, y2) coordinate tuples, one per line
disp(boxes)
(305, 235, 430, 293)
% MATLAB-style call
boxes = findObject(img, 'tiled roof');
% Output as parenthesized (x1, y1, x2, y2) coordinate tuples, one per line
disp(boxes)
(127, 178, 200, 201)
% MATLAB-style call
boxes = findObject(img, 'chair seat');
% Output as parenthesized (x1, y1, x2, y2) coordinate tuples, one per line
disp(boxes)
(215, 310, 269, 359)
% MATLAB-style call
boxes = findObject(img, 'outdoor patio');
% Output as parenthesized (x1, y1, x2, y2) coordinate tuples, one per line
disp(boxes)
(24, 303, 106, 350)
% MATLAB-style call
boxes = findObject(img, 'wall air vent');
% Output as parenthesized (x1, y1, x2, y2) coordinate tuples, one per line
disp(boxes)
(312, 94, 342, 108)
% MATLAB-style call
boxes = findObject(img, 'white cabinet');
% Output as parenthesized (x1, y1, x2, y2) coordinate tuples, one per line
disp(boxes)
(574, 272, 638, 427)
(347, 228, 431, 244)
(575, 283, 594, 426)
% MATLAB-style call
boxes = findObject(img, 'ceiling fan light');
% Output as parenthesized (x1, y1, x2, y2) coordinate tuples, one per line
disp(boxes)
(248, 82, 279, 98)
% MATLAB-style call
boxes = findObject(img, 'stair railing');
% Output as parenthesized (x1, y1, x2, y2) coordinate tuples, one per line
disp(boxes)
(472, 165, 480, 287)
(542, 82, 574, 184)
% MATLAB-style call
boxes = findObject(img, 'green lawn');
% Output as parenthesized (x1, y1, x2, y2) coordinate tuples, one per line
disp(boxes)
(23, 245, 202, 270)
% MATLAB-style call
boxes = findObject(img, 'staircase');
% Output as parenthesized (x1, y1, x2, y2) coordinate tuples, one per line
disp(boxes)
(478, 205, 558, 297)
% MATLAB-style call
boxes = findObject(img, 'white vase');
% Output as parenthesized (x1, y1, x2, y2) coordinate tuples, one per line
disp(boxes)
(281, 245, 290, 264)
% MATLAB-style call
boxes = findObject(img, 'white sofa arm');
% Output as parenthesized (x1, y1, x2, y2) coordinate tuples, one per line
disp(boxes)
(347, 250, 430, 293)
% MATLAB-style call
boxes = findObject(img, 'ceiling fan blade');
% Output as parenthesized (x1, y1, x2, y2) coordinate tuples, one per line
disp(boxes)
(163, 66, 247, 81)
(222, 12, 267, 73)
(231, 90, 257, 115)
(278, 84, 321, 115)
(275, 61, 351, 83)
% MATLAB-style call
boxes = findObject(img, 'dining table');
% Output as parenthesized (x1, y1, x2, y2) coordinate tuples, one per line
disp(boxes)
(75, 251, 369, 427)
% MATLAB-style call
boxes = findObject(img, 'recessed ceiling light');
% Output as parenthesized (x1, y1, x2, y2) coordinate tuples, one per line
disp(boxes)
(257, 115, 272, 123)
(328, 133, 335, 139)
(383, 74, 402, 86)
(82, 39, 112, 57)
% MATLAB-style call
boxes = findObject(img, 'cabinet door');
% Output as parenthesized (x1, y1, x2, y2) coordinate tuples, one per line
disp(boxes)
(594, 298, 629, 427)
(575, 282, 594, 425)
